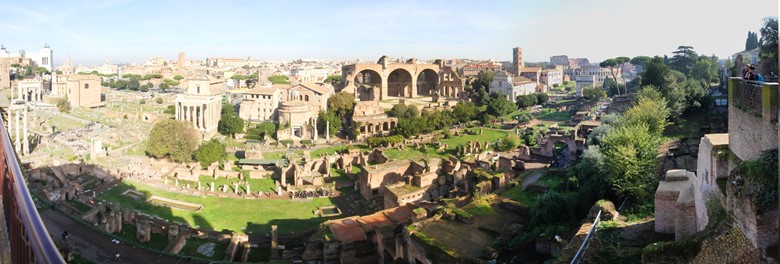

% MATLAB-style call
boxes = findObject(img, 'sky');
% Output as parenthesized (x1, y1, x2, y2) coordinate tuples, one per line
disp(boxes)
(0, 0, 776, 66)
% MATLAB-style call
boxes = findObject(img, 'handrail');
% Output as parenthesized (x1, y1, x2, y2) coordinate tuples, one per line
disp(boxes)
(0, 111, 65, 264)
(569, 210, 601, 264)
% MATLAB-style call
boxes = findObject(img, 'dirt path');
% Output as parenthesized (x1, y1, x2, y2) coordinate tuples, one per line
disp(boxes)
(520, 170, 544, 191)
(41, 209, 188, 264)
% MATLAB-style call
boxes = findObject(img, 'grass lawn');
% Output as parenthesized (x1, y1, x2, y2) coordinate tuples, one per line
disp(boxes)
(537, 109, 571, 121)
(65, 199, 92, 213)
(378, 128, 509, 161)
(183, 174, 276, 193)
(98, 180, 337, 235)
(498, 186, 542, 206)
(462, 197, 497, 216)
(48, 115, 87, 131)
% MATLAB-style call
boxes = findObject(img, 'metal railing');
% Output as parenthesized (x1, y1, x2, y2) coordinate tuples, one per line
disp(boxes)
(569, 210, 602, 264)
(734, 80, 763, 116)
(0, 114, 65, 263)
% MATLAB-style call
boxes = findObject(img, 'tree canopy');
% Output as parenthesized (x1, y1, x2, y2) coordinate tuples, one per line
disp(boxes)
(194, 139, 228, 168)
(451, 101, 477, 124)
(327, 92, 355, 117)
(669, 46, 698, 75)
(746, 31, 760, 51)
(146, 120, 199, 163)
(760, 16, 778, 75)
(629, 56, 652, 66)
(582, 86, 606, 101)
(486, 92, 515, 117)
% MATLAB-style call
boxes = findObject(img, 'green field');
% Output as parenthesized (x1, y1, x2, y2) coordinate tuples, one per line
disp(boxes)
(99, 180, 336, 235)
(537, 109, 571, 121)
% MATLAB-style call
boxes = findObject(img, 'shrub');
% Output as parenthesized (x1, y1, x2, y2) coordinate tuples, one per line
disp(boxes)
(155, 98, 163, 104)
(733, 149, 778, 214)
(139, 99, 146, 104)
(279, 139, 294, 147)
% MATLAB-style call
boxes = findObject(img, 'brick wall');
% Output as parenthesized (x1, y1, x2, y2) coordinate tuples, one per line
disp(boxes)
(728, 106, 778, 161)
(693, 135, 729, 231)
(727, 181, 779, 248)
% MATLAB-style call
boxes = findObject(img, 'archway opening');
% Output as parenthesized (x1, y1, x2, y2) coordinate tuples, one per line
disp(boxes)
(388, 69, 412, 98)
(416, 69, 438, 96)
(354, 70, 381, 101)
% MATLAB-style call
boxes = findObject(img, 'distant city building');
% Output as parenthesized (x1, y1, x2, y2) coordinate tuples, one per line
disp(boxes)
(65, 74, 103, 108)
(177, 52, 186, 69)
(58, 56, 76, 75)
(490, 71, 536, 102)
(239, 85, 282, 122)
(540, 68, 563, 87)
(0, 58, 10, 90)
(460, 62, 502, 77)
(290, 67, 330, 83)
(565, 65, 620, 85)
(175, 75, 224, 140)
(550, 55, 570, 66)
(0, 44, 54, 71)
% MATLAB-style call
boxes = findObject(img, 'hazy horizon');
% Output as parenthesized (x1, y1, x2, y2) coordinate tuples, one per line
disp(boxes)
(0, 0, 776, 66)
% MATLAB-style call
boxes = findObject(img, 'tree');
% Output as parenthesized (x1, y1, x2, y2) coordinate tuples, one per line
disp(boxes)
(689, 56, 719, 84)
(746, 31, 760, 51)
(515, 94, 537, 109)
(474, 88, 490, 106)
(621, 93, 670, 136)
(268, 75, 290, 84)
(669, 46, 698, 75)
(145, 120, 199, 163)
(255, 122, 277, 140)
(582, 86, 606, 101)
(324, 75, 343, 83)
(127, 78, 140, 91)
(194, 139, 227, 168)
(602, 78, 624, 96)
(155, 98, 163, 104)
(496, 134, 521, 151)
(600, 124, 661, 202)
(486, 93, 515, 117)
(173, 75, 184, 82)
(530, 191, 570, 226)
(222, 103, 235, 116)
(327, 92, 355, 117)
(451, 101, 477, 123)
(629, 56, 652, 67)
(159, 82, 170, 91)
(599, 57, 630, 95)
(640, 57, 671, 89)
(760, 16, 778, 75)
(56, 99, 71, 113)
(388, 103, 418, 119)
(35, 67, 49, 75)
(535, 93, 549, 105)
(218, 115, 245, 137)
(164, 105, 175, 115)
(317, 111, 341, 137)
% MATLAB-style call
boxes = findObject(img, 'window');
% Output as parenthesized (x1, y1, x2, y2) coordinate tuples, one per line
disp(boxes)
(84, 83, 89, 89)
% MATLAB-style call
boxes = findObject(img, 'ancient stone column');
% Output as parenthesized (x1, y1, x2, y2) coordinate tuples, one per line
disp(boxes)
(326, 120, 330, 140)
(198, 181, 202, 190)
(223, 184, 228, 193)
(211, 181, 215, 192)
(246, 184, 251, 195)
(164, 177, 169, 185)
(234, 183, 239, 194)
(175, 178, 179, 186)
(22, 108, 28, 155)
(271, 225, 278, 258)
(14, 110, 21, 153)
(313, 118, 318, 141)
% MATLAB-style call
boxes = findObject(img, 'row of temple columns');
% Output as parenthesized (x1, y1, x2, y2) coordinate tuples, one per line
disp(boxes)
(6, 105, 30, 156)
(177, 102, 217, 130)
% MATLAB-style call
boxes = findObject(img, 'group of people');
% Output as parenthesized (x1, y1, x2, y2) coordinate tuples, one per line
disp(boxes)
(743, 64, 765, 82)
(289, 188, 333, 199)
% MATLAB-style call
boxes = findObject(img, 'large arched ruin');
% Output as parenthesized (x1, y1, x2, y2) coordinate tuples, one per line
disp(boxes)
(341, 56, 464, 101)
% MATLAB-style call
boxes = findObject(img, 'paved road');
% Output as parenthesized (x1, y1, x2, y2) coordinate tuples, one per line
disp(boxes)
(40, 209, 188, 264)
